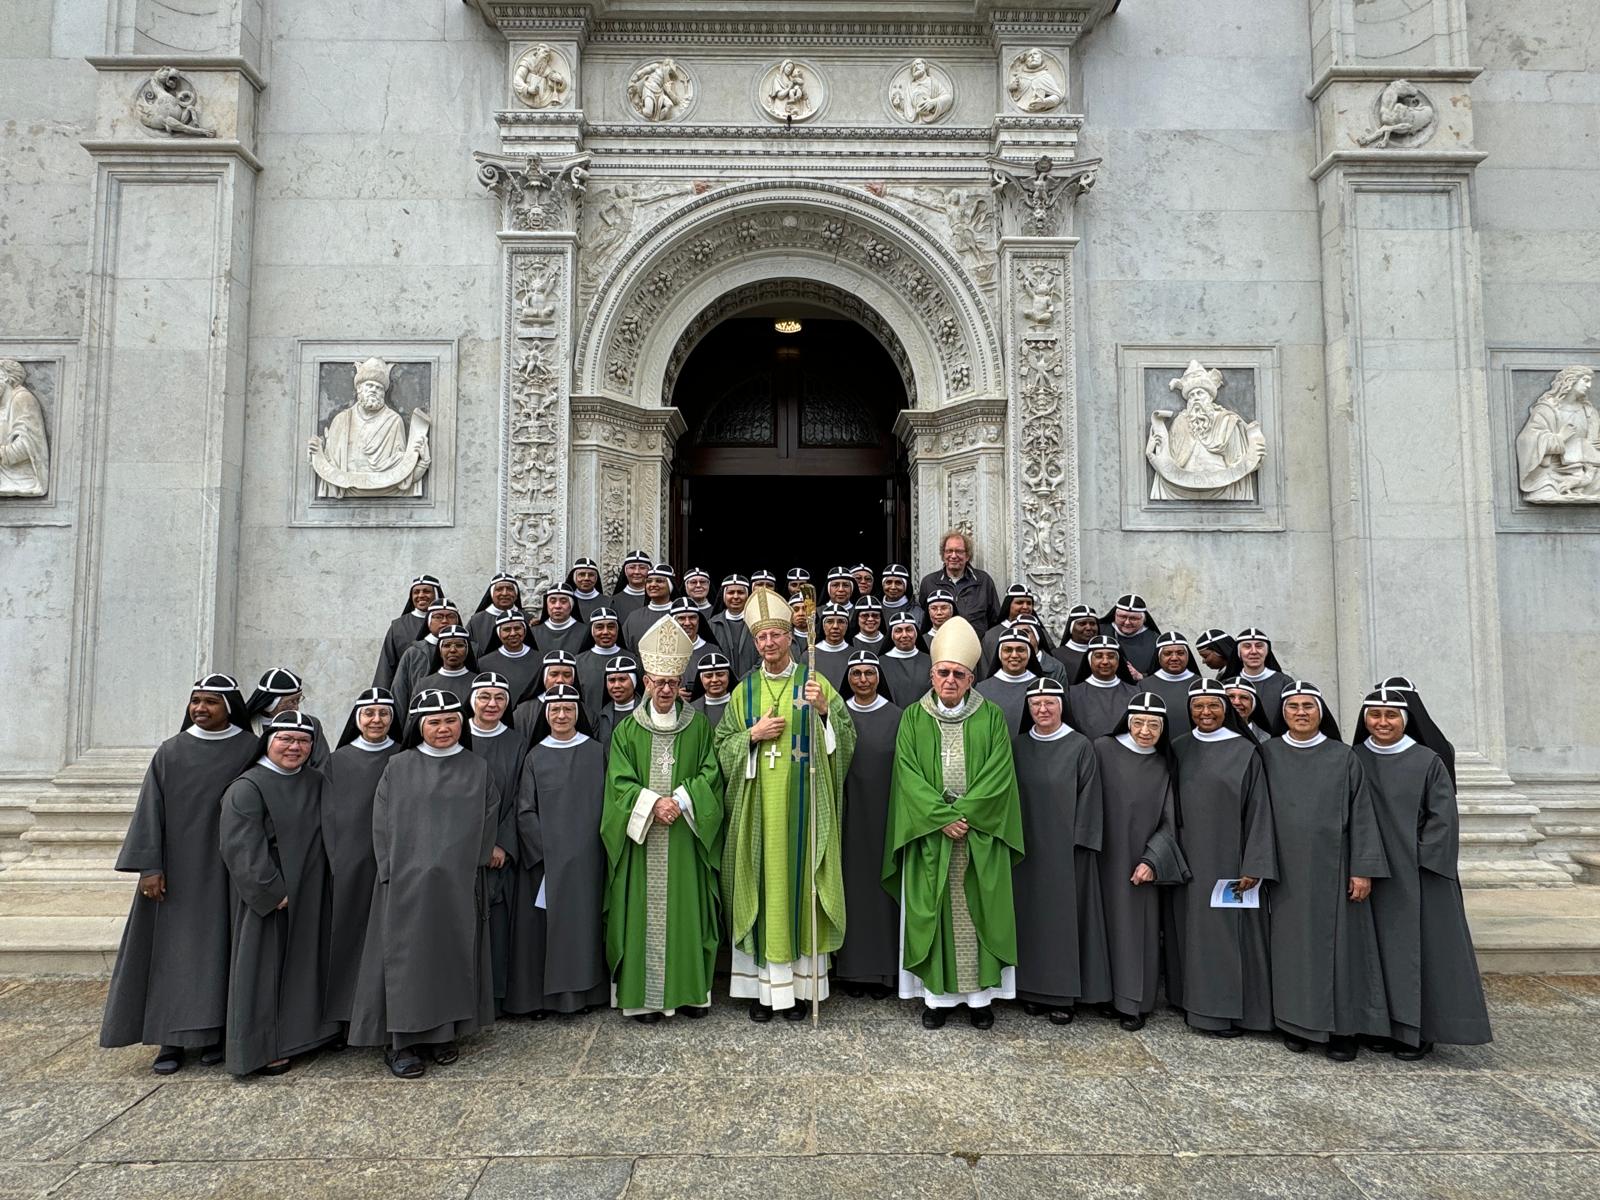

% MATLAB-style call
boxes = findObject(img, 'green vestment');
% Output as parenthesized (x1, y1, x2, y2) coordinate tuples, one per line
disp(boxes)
(884, 692, 1024, 995)
(601, 703, 725, 1012)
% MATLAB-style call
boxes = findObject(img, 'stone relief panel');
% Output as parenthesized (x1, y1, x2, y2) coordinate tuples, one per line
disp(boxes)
(133, 66, 215, 138)
(1005, 48, 1065, 113)
(0, 358, 50, 498)
(291, 340, 456, 528)
(888, 58, 954, 125)
(578, 181, 703, 307)
(1356, 79, 1437, 149)
(600, 463, 633, 580)
(1491, 350, 1600, 532)
(947, 465, 978, 540)
(513, 43, 572, 110)
(758, 59, 825, 123)
(1117, 345, 1284, 532)
(1146, 360, 1267, 502)
(880, 185, 999, 298)
(627, 59, 696, 122)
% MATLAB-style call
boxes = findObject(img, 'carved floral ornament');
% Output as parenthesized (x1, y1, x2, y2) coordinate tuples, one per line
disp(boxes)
(988, 155, 1100, 238)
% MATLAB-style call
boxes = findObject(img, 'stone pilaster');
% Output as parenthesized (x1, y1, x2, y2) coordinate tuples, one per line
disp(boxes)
(895, 400, 1010, 585)
(570, 397, 687, 577)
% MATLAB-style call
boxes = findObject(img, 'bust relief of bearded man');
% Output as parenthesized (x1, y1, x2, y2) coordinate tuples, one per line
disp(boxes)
(1146, 360, 1267, 502)
(308, 357, 431, 499)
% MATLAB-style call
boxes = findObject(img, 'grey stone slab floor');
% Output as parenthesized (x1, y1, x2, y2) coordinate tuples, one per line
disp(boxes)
(1, 975, 1598, 1198)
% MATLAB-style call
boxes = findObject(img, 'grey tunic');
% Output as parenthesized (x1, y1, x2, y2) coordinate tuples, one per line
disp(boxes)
(975, 673, 1035, 737)
(573, 591, 608, 622)
(468, 608, 508, 658)
(1012, 730, 1112, 1007)
(322, 739, 398, 1023)
(710, 611, 757, 680)
(219, 764, 339, 1074)
(1112, 627, 1159, 677)
(390, 638, 434, 716)
(471, 725, 528, 1003)
(532, 619, 586, 656)
(1168, 732, 1278, 1031)
(833, 699, 902, 988)
(348, 749, 499, 1049)
(505, 736, 611, 1014)
(1261, 738, 1391, 1042)
(1051, 643, 1088, 682)
(375, 612, 426, 687)
(1068, 680, 1139, 740)
(101, 727, 259, 1050)
(596, 701, 637, 748)
(607, 588, 649, 625)
(879, 649, 931, 709)
(1140, 672, 1199, 737)
(576, 647, 622, 724)
(812, 642, 853, 692)
(621, 604, 675, 651)
(479, 647, 544, 710)
(414, 669, 475, 704)
(1356, 741, 1492, 1046)
(692, 695, 733, 726)
(1242, 670, 1292, 736)
(1093, 736, 1188, 1015)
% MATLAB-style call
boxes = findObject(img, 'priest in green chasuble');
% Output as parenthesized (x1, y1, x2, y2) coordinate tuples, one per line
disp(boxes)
(601, 616, 725, 1022)
(885, 616, 1024, 1029)
(713, 586, 856, 1022)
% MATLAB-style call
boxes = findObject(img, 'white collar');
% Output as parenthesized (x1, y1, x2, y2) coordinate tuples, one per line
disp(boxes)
(1365, 734, 1416, 756)
(255, 755, 300, 775)
(423, 633, 439, 645)
(1192, 727, 1241, 742)
(1063, 639, 1090, 653)
(186, 724, 244, 741)
(573, 588, 600, 600)
(847, 695, 888, 713)
(438, 666, 469, 677)
(994, 668, 1036, 684)
(589, 643, 619, 656)
(817, 640, 850, 652)
(612, 700, 637, 713)
(701, 694, 729, 706)
(720, 607, 746, 620)
(935, 698, 966, 718)
(855, 631, 885, 643)
(761, 660, 798, 679)
(691, 636, 707, 649)
(1241, 667, 1275, 682)
(540, 732, 590, 749)
(409, 608, 428, 618)
(693, 601, 712, 611)
(622, 585, 645, 596)
(886, 646, 920, 658)
(1087, 675, 1122, 689)
(1116, 732, 1156, 755)
(470, 720, 506, 738)
(883, 596, 908, 608)
(1284, 731, 1328, 749)
(486, 604, 507, 617)
(645, 601, 671, 612)
(1155, 668, 1197, 681)
(496, 644, 530, 658)
(353, 736, 394, 753)
(418, 743, 464, 757)
(544, 616, 577, 631)
(1029, 724, 1071, 742)
(644, 701, 679, 729)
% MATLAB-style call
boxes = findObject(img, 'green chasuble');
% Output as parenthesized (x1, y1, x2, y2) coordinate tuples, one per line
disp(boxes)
(884, 692, 1023, 995)
(713, 660, 856, 967)
(601, 702, 725, 1012)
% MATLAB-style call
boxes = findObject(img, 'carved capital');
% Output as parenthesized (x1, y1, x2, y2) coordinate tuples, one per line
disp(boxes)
(988, 154, 1099, 238)
(894, 398, 1008, 461)
(474, 150, 590, 233)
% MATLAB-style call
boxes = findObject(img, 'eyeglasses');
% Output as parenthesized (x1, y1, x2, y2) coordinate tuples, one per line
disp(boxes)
(933, 668, 970, 680)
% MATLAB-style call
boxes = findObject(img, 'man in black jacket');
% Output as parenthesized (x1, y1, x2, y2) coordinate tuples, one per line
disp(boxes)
(916, 529, 1001, 638)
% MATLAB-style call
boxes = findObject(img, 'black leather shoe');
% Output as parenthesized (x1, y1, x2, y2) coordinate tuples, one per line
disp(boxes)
(1022, 1001, 1048, 1016)
(1119, 1013, 1146, 1032)
(921, 1007, 947, 1030)
(151, 1046, 184, 1075)
(1394, 1041, 1434, 1061)
(680, 1005, 710, 1020)
(633, 1012, 663, 1024)
(969, 1006, 995, 1029)
(748, 1000, 774, 1023)
(198, 1044, 225, 1066)
(1207, 1026, 1245, 1039)
(1048, 1007, 1074, 1026)
(783, 1000, 810, 1022)
(1326, 1036, 1358, 1062)
(1282, 1033, 1309, 1053)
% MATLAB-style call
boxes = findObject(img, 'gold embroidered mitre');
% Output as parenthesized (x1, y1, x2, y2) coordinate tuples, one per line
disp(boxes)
(637, 614, 694, 677)
(743, 586, 792, 636)
(929, 615, 981, 670)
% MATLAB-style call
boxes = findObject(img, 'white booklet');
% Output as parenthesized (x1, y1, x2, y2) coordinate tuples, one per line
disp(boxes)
(534, 878, 547, 910)
(1210, 878, 1261, 908)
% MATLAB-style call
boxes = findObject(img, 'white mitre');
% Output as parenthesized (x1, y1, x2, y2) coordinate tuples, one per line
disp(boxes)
(743, 586, 793, 635)
(929, 615, 981, 670)
(637, 614, 694, 677)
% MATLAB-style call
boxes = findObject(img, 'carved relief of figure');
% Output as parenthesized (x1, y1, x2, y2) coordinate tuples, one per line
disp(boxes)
(762, 59, 819, 121)
(1146, 360, 1267, 502)
(1515, 365, 1600, 504)
(308, 357, 431, 499)
(1019, 264, 1060, 327)
(1357, 79, 1436, 148)
(1006, 48, 1065, 113)
(627, 58, 693, 122)
(0, 358, 48, 497)
(513, 43, 570, 110)
(890, 58, 953, 124)
(135, 66, 215, 137)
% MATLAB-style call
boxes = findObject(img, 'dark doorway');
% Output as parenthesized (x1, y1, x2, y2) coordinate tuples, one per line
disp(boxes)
(670, 310, 911, 583)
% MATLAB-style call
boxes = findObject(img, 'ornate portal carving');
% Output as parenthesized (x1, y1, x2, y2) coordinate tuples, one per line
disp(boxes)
(886, 186, 999, 291)
(1145, 360, 1267, 502)
(307, 357, 432, 499)
(1006, 48, 1065, 113)
(759, 59, 823, 122)
(506, 295, 565, 591)
(134, 66, 215, 138)
(1515, 365, 1600, 504)
(513, 43, 571, 110)
(627, 59, 695, 122)
(579, 181, 701, 296)
(0, 359, 48, 497)
(474, 151, 590, 233)
(1357, 79, 1437, 149)
(889, 58, 954, 125)
(989, 155, 1100, 238)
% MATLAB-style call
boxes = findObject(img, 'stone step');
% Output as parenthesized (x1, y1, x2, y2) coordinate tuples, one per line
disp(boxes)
(1464, 885, 1600, 975)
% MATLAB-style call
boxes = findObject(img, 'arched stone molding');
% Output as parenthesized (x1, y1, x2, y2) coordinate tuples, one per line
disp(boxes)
(575, 180, 1004, 411)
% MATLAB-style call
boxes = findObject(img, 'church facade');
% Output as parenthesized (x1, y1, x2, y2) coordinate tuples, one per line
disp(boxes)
(1, 0, 1598, 899)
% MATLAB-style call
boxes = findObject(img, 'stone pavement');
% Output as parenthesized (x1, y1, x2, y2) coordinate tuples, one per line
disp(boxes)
(2, 976, 1599, 1199)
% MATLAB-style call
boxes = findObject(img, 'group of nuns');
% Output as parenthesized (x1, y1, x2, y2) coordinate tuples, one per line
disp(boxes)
(99, 561, 1489, 1079)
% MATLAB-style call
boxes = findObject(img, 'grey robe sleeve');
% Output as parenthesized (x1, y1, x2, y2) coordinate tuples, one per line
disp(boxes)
(514, 755, 545, 871)
(1417, 755, 1460, 880)
(219, 778, 288, 917)
(481, 776, 502, 866)
(1141, 782, 1191, 884)
(371, 767, 393, 884)
(1074, 743, 1104, 853)
(1240, 754, 1278, 883)
(496, 756, 521, 863)
(1346, 754, 1391, 879)
(116, 758, 167, 876)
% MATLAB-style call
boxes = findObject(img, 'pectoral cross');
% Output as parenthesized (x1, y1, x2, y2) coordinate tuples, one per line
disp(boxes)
(764, 744, 782, 769)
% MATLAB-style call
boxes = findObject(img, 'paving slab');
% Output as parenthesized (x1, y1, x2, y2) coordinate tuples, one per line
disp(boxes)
(973, 1153, 1367, 1199)
(49, 1159, 486, 1200)
(1333, 1151, 1600, 1200)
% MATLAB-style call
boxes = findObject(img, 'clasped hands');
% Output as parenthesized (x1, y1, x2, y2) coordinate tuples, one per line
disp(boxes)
(652, 794, 683, 827)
